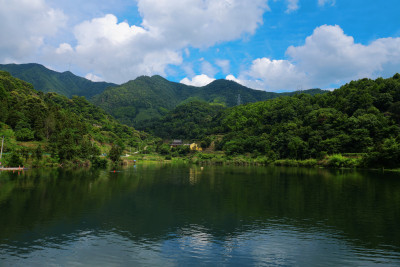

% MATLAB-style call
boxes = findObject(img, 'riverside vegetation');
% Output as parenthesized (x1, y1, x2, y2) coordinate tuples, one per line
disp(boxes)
(1, 66, 400, 169)
(0, 71, 157, 168)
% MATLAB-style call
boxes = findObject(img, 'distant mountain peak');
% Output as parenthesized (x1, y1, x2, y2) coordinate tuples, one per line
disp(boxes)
(0, 63, 116, 98)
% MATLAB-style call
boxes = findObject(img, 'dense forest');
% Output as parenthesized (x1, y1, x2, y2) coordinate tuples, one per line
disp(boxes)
(0, 64, 326, 128)
(144, 74, 400, 168)
(0, 71, 151, 167)
(1, 64, 400, 169)
(92, 75, 325, 127)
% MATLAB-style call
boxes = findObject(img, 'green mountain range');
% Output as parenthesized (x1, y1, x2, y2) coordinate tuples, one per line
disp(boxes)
(91, 75, 326, 127)
(0, 63, 116, 98)
(0, 63, 326, 127)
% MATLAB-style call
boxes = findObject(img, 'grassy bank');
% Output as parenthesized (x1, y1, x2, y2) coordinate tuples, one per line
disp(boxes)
(0, 145, 392, 171)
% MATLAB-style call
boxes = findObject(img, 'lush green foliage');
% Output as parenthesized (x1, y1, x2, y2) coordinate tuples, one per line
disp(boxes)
(214, 74, 400, 167)
(141, 101, 224, 139)
(144, 73, 400, 168)
(91, 75, 326, 127)
(0, 63, 115, 98)
(0, 71, 148, 165)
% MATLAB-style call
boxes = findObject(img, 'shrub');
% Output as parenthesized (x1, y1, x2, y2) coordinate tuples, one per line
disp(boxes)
(91, 156, 108, 168)
(7, 151, 23, 167)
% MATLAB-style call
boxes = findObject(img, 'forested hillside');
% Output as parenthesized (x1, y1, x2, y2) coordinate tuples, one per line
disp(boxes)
(145, 74, 400, 168)
(139, 101, 225, 139)
(0, 71, 148, 165)
(0, 63, 326, 129)
(0, 63, 116, 98)
(217, 74, 400, 167)
(92, 75, 326, 127)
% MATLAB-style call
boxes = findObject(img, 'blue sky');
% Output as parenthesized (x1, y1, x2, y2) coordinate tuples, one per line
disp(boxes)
(0, 0, 399, 91)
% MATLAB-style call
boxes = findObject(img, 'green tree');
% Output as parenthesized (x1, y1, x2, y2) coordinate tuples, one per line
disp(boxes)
(8, 151, 23, 167)
(34, 145, 43, 160)
(109, 144, 123, 163)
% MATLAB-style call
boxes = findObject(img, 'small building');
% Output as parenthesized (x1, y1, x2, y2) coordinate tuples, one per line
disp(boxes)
(170, 140, 183, 147)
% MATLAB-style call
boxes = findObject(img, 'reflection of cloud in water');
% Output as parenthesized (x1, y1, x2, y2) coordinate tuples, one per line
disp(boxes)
(1, 230, 171, 266)
(2, 224, 400, 266)
(157, 224, 400, 266)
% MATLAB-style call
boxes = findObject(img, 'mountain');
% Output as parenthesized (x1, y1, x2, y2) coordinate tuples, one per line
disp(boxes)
(0, 63, 116, 98)
(91, 75, 326, 127)
(213, 74, 400, 166)
(0, 63, 326, 127)
(0, 70, 144, 163)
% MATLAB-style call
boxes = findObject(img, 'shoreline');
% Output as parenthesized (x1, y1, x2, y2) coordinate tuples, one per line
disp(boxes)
(0, 167, 29, 171)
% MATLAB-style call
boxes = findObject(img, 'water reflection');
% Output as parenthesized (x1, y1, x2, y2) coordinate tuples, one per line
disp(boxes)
(1, 165, 400, 265)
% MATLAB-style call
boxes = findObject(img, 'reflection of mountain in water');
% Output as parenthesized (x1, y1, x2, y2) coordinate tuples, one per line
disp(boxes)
(1, 165, 400, 255)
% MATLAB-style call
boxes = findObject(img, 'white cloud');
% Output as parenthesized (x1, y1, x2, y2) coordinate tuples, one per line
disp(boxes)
(286, 25, 400, 86)
(216, 59, 231, 74)
(248, 58, 307, 90)
(226, 74, 241, 83)
(137, 0, 269, 48)
(285, 0, 299, 13)
(180, 74, 216, 87)
(50, 14, 182, 83)
(201, 61, 218, 77)
(85, 73, 104, 82)
(0, 0, 66, 62)
(318, 0, 335, 7)
(55, 43, 73, 54)
(233, 25, 400, 91)
(45, 0, 269, 83)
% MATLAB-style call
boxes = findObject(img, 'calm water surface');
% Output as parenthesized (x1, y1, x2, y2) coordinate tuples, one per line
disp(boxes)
(0, 165, 400, 266)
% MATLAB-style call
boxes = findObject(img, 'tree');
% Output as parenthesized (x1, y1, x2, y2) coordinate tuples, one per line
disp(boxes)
(34, 145, 43, 160)
(8, 151, 23, 167)
(109, 144, 123, 163)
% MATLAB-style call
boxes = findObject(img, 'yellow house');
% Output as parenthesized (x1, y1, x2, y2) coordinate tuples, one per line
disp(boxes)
(190, 143, 202, 151)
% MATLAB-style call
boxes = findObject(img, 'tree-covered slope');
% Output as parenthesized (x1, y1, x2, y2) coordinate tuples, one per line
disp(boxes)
(0, 71, 144, 163)
(92, 75, 326, 127)
(215, 74, 400, 167)
(141, 73, 400, 167)
(0, 63, 116, 98)
(91, 75, 196, 125)
(140, 101, 225, 140)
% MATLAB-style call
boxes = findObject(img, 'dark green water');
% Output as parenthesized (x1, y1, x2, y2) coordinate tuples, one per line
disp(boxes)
(1, 165, 400, 266)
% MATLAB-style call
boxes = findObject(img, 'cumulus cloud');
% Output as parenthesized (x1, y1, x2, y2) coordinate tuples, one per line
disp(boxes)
(0, 0, 66, 62)
(137, 0, 268, 48)
(85, 73, 104, 82)
(232, 25, 400, 91)
(50, 14, 182, 83)
(226, 74, 241, 83)
(248, 58, 307, 90)
(180, 74, 216, 87)
(47, 0, 269, 83)
(286, 25, 400, 86)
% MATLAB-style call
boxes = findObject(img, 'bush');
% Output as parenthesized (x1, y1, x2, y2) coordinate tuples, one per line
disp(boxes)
(362, 138, 400, 168)
(7, 151, 23, 167)
(298, 159, 318, 167)
(109, 144, 123, 162)
(91, 156, 108, 168)
(326, 154, 360, 168)
(158, 144, 171, 155)
(15, 128, 35, 141)
(274, 159, 299, 167)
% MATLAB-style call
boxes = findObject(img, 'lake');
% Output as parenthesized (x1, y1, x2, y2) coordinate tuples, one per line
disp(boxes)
(1, 164, 400, 266)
